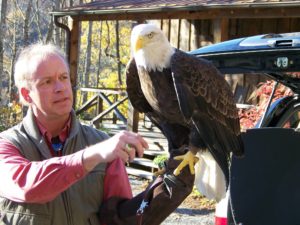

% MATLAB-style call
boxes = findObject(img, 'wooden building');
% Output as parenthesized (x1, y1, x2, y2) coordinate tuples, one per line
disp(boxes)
(51, 0, 300, 130)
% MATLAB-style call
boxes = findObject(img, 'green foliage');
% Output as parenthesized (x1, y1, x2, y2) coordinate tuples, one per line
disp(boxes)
(153, 154, 169, 169)
(0, 102, 23, 132)
(78, 21, 132, 89)
(76, 20, 134, 122)
(191, 185, 202, 196)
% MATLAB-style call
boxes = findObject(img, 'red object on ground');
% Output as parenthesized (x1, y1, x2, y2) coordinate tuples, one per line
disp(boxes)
(215, 216, 227, 225)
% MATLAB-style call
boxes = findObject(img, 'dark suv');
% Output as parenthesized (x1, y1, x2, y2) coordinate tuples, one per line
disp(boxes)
(191, 33, 300, 225)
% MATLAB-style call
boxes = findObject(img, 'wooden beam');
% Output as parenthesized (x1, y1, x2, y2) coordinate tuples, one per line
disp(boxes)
(75, 94, 98, 115)
(97, 93, 127, 123)
(213, 18, 229, 43)
(80, 87, 126, 95)
(69, 19, 80, 106)
(177, 19, 181, 49)
(92, 96, 128, 125)
(127, 102, 139, 132)
(70, 7, 300, 21)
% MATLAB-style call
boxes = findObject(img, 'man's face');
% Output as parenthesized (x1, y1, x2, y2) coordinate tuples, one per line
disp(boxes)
(23, 54, 73, 120)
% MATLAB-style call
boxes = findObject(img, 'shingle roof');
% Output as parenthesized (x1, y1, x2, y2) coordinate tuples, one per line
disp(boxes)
(63, 0, 300, 10)
(51, 0, 300, 17)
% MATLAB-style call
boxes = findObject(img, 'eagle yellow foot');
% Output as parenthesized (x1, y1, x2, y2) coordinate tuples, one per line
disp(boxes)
(173, 151, 199, 176)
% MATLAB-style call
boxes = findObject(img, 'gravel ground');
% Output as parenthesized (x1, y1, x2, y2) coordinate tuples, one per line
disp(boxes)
(162, 208, 214, 225)
(129, 176, 215, 225)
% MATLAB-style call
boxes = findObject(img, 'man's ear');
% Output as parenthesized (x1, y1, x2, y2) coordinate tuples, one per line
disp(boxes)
(20, 87, 32, 103)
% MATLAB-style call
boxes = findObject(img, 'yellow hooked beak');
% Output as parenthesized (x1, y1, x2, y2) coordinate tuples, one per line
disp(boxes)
(134, 35, 145, 53)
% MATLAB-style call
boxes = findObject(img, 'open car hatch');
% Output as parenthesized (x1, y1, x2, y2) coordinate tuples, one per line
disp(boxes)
(191, 33, 300, 94)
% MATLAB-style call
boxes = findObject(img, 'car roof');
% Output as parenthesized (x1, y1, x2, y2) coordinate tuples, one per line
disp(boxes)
(192, 33, 300, 55)
(191, 32, 300, 93)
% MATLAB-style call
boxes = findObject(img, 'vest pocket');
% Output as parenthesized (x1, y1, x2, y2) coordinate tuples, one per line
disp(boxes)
(88, 213, 101, 225)
(0, 210, 51, 225)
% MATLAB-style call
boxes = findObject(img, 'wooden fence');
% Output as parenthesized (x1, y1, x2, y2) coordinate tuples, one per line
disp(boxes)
(75, 87, 128, 128)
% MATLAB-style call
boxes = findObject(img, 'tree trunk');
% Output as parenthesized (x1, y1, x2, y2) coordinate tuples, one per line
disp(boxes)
(23, 0, 33, 45)
(45, 16, 54, 43)
(115, 21, 122, 85)
(96, 21, 103, 87)
(9, 10, 17, 103)
(33, 0, 47, 43)
(0, 0, 7, 85)
(54, 0, 60, 44)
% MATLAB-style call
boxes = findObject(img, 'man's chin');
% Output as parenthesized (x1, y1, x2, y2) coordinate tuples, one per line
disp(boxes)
(53, 104, 72, 115)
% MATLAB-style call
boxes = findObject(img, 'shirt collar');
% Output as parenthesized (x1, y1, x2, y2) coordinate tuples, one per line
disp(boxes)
(35, 115, 71, 144)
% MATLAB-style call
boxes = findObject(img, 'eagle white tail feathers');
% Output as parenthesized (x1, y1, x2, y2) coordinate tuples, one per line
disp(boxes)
(194, 151, 227, 202)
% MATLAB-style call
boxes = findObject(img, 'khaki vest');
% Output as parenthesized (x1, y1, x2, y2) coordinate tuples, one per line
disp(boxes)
(0, 109, 108, 225)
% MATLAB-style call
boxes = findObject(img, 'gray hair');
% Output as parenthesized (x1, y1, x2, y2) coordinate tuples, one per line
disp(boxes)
(14, 43, 69, 105)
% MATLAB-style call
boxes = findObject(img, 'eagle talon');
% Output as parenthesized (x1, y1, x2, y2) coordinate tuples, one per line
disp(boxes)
(173, 151, 199, 176)
(153, 168, 166, 177)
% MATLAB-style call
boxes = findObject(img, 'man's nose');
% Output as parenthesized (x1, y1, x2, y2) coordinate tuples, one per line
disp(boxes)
(54, 80, 65, 92)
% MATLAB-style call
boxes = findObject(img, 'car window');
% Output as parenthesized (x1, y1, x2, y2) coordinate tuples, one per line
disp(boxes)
(223, 71, 300, 130)
(283, 111, 300, 128)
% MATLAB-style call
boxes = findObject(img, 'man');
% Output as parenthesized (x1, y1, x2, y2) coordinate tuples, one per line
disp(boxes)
(0, 43, 148, 225)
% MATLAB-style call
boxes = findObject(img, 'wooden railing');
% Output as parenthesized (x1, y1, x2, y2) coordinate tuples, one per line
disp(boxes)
(75, 87, 128, 128)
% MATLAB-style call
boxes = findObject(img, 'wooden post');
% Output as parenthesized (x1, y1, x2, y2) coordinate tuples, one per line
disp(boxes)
(127, 102, 139, 132)
(112, 94, 117, 124)
(213, 18, 229, 43)
(69, 18, 80, 107)
(96, 95, 103, 124)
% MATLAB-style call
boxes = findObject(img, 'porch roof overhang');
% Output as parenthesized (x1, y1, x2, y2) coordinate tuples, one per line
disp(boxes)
(50, 0, 300, 20)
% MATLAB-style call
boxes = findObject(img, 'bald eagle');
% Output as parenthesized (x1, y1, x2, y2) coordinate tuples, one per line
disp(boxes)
(126, 24, 244, 200)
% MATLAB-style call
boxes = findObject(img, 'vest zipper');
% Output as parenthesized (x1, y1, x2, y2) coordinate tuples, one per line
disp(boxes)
(61, 142, 74, 225)
(62, 190, 74, 225)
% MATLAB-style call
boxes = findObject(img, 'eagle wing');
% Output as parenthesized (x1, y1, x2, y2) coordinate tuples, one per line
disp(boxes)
(126, 57, 168, 132)
(125, 58, 153, 113)
(170, 50, 244, 158)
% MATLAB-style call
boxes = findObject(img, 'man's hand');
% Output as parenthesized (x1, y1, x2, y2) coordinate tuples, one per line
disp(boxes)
(83, 131, 148, 171)
(99, 130, 148, 163)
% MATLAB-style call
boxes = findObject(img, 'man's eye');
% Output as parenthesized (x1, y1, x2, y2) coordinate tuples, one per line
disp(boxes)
(61, 75, 69, 81)
(43, 80, 51, 85)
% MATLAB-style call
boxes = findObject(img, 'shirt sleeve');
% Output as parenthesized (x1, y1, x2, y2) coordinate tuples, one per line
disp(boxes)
(0, 138, 87, 203)
(103, 158, 133, 201)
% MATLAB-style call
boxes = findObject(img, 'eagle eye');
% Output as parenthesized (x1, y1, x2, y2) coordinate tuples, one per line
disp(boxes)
(147, 32, 154, 39)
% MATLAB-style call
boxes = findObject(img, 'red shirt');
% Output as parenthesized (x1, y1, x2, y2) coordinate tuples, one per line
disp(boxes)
(0, 119, 132, 203)
(36, 116, 70, 157)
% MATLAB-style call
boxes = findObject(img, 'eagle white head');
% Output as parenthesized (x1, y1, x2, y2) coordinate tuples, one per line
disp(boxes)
(131, 24, 175, 72)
